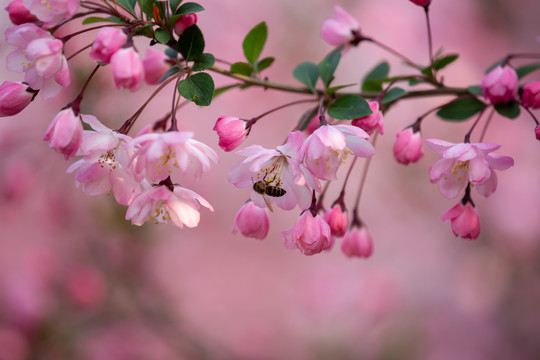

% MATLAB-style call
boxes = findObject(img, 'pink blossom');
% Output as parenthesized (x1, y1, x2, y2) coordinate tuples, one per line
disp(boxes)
(0, 81, 34, 117)
(351, 100, 384, 135)
(425, 139, 514, 199)
(228, 131, 320, 211)
(110, 47, 144, 92)
(323, 205, 348, 238)
(393, 127, 424, 165)
(481, 65, 518, 104)
(173, 13, 198, 36)
(6, 0, 37, 25)
(321, 6, 360, 48)
(22, 0, 79, 28)
(521, 80, 540, 109)
(410, 0, 431, 6)
(300, 124, 374, 181)
(213, 116, 248, 152)
(89, 27, 127, 64)
(6, 23, 71, 99)
(441, 202, 481, 239)
(125, 184, 213, 228)
(341, 226, 373, 258)
(281, 211, 333, 256)
(130, 131, 218, 182)
(232, 201, 270, 240)
(43, 108, 83, 160)
(535, 126, 540, 141)
(142, 48, 170, 84)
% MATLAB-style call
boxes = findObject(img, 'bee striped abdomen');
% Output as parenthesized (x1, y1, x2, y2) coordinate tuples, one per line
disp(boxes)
(265, 185, 286, 197)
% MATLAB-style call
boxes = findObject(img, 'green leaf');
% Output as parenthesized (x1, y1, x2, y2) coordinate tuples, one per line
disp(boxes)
(178, 72, 215, 106)
(192, 53, 215, 71)
(436, 97, 487, 121)
(82, 16, 124, 25)
(141, 0, 155, 20)
(494, 101, 520, 119)
(293, 62, 319, 91)
(165, 47, 178, 59)
(467, 85, 483, 96)
(516, 62, 540, 79)
(298, 107, 318, 131)
(175, 2, 205, 15)
(214, 84, 240, 98)
(319, 46, 342, 88)
(158, 66, 180, 83)
(115, 0, 137, 15)
(133, 24, 154, 37)
(328, 95, 372, 120)
(230, 62, 254, 76)
(154, 28, 170, 44)
(243, 22, 268, 65)
(381, 87, 407, 105)
(326, 83, 357, 96)
(169, 0, 181, 12)
(257, 57, 274, 72)
(177, 25, 205, 62)
(422, 54, 459, 76)
(362, 62, 389, 92)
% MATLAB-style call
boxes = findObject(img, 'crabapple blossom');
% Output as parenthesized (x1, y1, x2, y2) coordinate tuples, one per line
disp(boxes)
(535, 126, 540, 141)
(425, 139, 514, 199)
(323, 205, 348, 238)
(228, 131, 320, 211)
(393, 127, 424, 165)
(6, 0, 37, 25)
(351, 100, 384, 135)
(410, 0, 431, 7)
(125, 183, 213, 228)
(282, 211, 333, 256)
(321, 6, 361, 49)
(0, 81, 34, 117)
(110, 47, 144, 92)
(232, 201, 270, 240)
(481, 65, 518, 104)
(173, 13, 198, 36)
(5, 23, 70, 99)
(43, 108, 82, 160)
(89, 27, 127, 64)
(300, 124, 374, 181)
(441, 202, 480, 240)
(213, 116, 248, 152)
(521, 80, 540, 109)
(341, 226, 373, 258)
(142, 48, 170, 85)
(22, 0, 79, 28)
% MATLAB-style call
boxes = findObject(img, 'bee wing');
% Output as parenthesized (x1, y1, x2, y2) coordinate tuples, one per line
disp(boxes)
(263, 194, 274, 212)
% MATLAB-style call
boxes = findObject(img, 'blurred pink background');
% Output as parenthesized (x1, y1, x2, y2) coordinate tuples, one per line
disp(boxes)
(2, 0, 540, 359)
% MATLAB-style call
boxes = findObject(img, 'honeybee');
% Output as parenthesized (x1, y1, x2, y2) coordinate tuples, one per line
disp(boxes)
(253, 180, 286, 212)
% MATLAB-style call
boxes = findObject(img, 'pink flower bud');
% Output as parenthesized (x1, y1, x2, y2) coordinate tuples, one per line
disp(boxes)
(321, 6, 360, 48)
(173, 13, 198, 36)
(213, 116, 248, 152)
(441, 202, 481, 239)
(6, 0, 37, 25)
(341, 226, 373, 258)
(393, 127, 424, 165)
(535, 126, 540, 141)
(481, 65, 518, 104)
(410, 0, 431, 6)
(110, 47, 144, 92)
(143, 48, 169, 85)
(232, 201, 270, 240)
(323, 205, 348, 238)
(89, 27, 127, 64)
(43, 108, 83, 160)
(521, 80, 540, 109)
(281, 211, 333, 256)
(351, 100, 384, 135)
(0, 81, 34, 117)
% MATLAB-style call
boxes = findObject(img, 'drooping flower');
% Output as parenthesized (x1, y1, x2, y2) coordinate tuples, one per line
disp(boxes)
(6, 0, 38, 25)
(425, 139, 514, 198)
(393, 127, 424, 165)
(410, 0, 431, 7)
(341, 226, 373, 258)
(0, 81, 34, 117)
(521, 80, 540, 109)
(173, 13, 198, 36)
(89, 27, 127, 64)
(142, 48, 170, 85)
(535, 126, 540, 141)
(323, 205, 348, 238)
(481, 65, 518, 105)
(232, 201, 270, 240)
(43, 108, 82, 160)
(6, 23, 70, 99)
(321, 6, 361, 49)
(22, 0, 79, 28)
(110, 47, 144, 92)
(282, 211, 333, 256)
(213, 116, 248, 152)
(351, 101, 383, 135)
(441, 202, 480, 239)
(300, 124, 374, 181)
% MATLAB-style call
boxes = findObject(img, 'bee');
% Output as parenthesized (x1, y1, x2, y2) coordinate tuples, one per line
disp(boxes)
(253, 180, 286, 212)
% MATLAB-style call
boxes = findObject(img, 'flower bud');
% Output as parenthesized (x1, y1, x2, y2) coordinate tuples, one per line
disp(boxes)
(441, 202, 480, 239)
(321, 6, 361, 48)
(232, 201, 270, 240)
(535, 126, 540, 141)
(393, 127, 424, 165)
(43, 108, 83, 160)
(351, 100, 383, 135)
(89, 27, 127, 64)
(323, 205, 348, 238)
(281, 211, 333, 256)
(481, 65, 518, 105)
(410, 0, 431, 6)
(173, 13, 198, 36)
(6, 0, 37, 25)
(213, 116, 248, 152)
(341, 226, 373, 258)
(0, 81, 34, 117)
(143, 48, 169, 85)
(521, 80, 540, 109)
(110, 47, 144, 92)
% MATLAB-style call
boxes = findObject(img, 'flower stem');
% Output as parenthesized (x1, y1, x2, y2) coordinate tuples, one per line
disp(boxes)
(352, 133, 379, 219)
(464, 108, 486, 143)
(424, 6, 435, 70)
(478, 108, 495, 142)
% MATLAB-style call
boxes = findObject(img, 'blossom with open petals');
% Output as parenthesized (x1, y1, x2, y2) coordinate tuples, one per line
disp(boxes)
(23, 0, 79, 28)
(282, 211, 333, 256)
(441, 202, 480, 239)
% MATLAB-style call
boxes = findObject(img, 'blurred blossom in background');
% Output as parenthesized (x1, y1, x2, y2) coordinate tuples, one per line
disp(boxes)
(1, 0, 540, 359)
